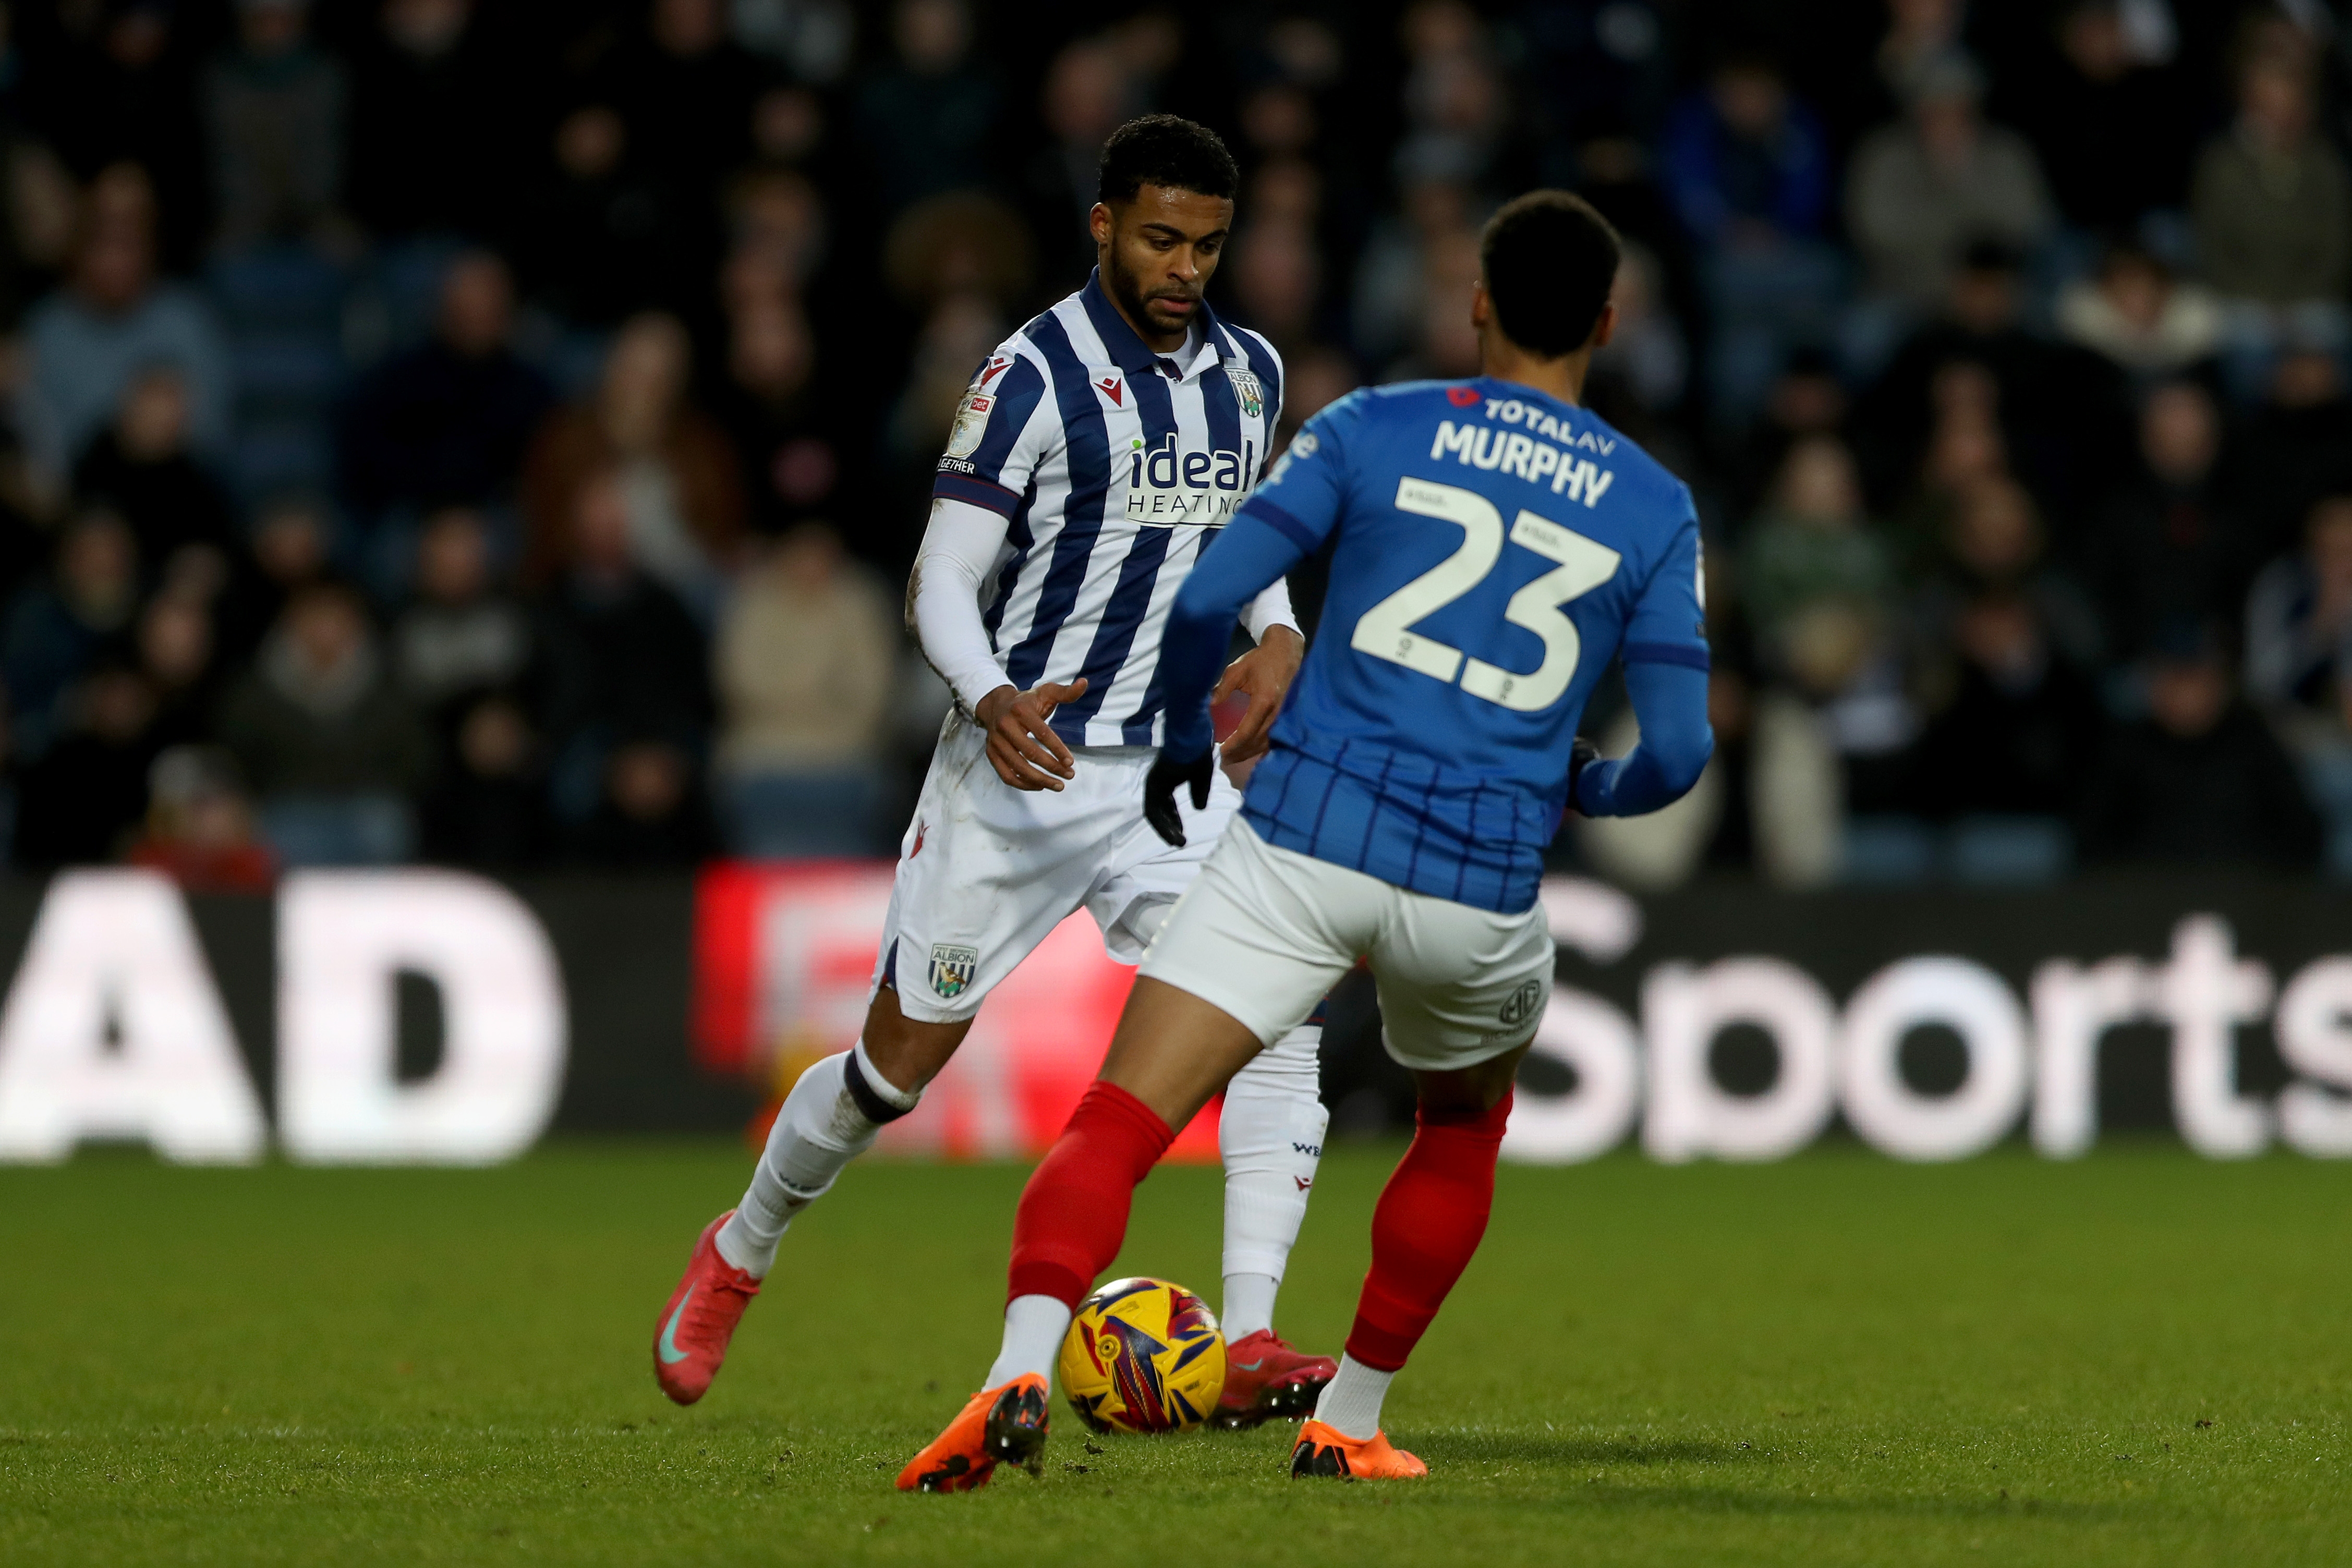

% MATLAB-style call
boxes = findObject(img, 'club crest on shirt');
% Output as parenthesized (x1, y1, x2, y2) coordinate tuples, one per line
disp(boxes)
(1228, 367, 1264, 419)
(929, 943, 979, 999)
(944, 390, 993, 459)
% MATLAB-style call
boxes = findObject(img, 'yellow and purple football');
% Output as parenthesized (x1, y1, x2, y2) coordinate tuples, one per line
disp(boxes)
(1057, 1277, 1226, 1435)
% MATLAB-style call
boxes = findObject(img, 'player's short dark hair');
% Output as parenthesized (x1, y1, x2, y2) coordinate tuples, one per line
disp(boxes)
(1479, 190, 1622, 358)
(1098, 115, 1239, 206)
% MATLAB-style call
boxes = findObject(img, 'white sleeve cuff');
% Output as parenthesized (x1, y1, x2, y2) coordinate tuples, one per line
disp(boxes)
(1243, 575, 1300, 643)
(910, 499, 1014, 716)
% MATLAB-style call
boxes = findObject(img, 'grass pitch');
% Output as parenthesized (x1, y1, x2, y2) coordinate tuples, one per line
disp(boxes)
(2, 1141, 2348, 1566)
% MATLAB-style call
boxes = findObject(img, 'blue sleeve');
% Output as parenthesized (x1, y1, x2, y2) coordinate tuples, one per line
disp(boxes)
(1242, 398, 1354, 546)
(1159, 514, 1316, 762)
(1157, 405, 1356, 759)
(1575, 662, 1713, 817)
(1577, 515, 1714, 816)
(1619, 512, 1710, 673)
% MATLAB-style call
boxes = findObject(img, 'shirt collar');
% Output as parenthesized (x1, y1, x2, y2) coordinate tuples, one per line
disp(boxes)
(1080, 269, 1231, 381)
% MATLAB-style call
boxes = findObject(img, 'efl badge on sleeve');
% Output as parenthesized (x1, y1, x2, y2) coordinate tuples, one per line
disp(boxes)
(1229, 367, 1264, 420)
(945, 391, 994, 459)
(929, 943, 979, 1000)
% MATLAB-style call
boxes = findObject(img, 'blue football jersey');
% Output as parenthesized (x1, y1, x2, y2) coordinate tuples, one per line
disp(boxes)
(1230, 377, 1708, 913)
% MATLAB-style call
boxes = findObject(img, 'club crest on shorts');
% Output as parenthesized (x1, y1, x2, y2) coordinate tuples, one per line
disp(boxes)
(1229, 367, 1264, 419)
(1498, 977, 1544, 1027)
(929, 943, 979, 1000)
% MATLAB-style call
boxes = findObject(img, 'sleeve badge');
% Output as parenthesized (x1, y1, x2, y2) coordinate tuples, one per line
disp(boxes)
(945, 390, 995, 459)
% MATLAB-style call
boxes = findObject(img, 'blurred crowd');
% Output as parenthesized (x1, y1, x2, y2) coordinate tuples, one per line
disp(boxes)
(0, 0, 2349, 889)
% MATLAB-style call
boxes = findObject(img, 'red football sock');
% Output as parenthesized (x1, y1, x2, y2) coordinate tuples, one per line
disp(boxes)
(1006, 1080, 1177, 1309)
(1343, 1091, 1512, 1372)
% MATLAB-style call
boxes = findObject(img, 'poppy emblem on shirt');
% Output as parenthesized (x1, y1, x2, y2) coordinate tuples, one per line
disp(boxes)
(1447, 385, 1481, 407)
(1096, 372, 1125, 406)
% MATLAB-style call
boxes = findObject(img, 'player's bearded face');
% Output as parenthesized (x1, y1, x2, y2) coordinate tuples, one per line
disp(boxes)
(1099, 186, 1233, 346)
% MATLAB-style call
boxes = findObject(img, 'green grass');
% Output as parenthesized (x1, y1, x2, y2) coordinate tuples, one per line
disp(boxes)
(1, 1141, 2347, 1566)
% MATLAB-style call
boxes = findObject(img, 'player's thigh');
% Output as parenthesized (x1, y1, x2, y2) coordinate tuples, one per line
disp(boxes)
(1137, 820, 1368, 1048)
(1368, 894, 1555, 1074)
(872, 722, 1126, 1024)
(1085, 757, 1244, 961)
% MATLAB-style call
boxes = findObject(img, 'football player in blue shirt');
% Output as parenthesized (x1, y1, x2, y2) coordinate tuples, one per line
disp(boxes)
(901, 190, 1712, 1489)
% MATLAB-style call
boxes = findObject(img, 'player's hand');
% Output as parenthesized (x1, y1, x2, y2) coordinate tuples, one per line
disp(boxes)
(1566, 736, 1600, 815)
(1144, 748, 1214, 847)
(1210, 626, 1303, 765)
(975, 678, 1088, 792)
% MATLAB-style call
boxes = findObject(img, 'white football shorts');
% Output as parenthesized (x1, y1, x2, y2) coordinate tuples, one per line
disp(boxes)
(872, 714, 1243, 1023)
(1140, 819, 1555, 1074)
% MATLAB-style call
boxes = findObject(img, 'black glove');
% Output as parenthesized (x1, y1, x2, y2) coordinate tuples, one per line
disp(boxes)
(1144, 749, 1215, 847)
(1565, 736, 1600, 816)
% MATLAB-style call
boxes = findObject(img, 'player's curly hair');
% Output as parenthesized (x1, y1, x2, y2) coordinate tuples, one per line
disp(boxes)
(1097, 115, 1239, 206)
(1481, 190, 1622, 358)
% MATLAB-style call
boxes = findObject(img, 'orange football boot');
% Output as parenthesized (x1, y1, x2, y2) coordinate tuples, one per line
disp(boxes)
(652, 1212, 761, 1405)
(1213, 1330, 1338, 1428)
(1289, 1418, 1428, 1480)
(896, 1375, 1051, 1493)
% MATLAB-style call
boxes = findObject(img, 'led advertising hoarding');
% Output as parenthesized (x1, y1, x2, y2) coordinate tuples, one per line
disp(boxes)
(0, 866, 2346, 1163)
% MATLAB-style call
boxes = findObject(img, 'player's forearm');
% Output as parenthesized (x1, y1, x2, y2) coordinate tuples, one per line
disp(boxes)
(1574, 663, 1714, 817)
(1158, 602, 1242, 762)
(1161, 517, 1308, 758)
(908, 499, 1014, 714)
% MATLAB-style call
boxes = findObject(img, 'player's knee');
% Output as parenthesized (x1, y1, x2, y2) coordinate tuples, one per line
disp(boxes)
(1413, 1050, 1524, 1124)
(1218, 1062, 1327, 1167)
(1229, 1030, 1322, 1100)
(859, 1000, 972, 1096)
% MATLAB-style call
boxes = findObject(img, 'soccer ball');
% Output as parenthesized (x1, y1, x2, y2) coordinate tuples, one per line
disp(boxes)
(1057, 1277, 1226, 1435)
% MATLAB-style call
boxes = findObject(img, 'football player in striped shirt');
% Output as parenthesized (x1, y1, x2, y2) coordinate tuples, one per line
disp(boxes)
(654, 116, 1338, 1430)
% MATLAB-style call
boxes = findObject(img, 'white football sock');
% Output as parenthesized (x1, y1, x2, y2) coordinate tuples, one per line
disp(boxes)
(984, 1294, 1073, 1389)
(715, 1041, 919, 1278)
(1221, 1273, 1280, 1345)
(1217, 1020, 1327, 1337)
(1312, 1354, 1396, 1441)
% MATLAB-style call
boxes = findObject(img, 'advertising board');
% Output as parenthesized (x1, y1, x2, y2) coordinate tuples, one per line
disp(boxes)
(0, 866, 2347, 1164)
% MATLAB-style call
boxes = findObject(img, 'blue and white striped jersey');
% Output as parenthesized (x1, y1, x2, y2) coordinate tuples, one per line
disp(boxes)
(930, 270, 1284, 747)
